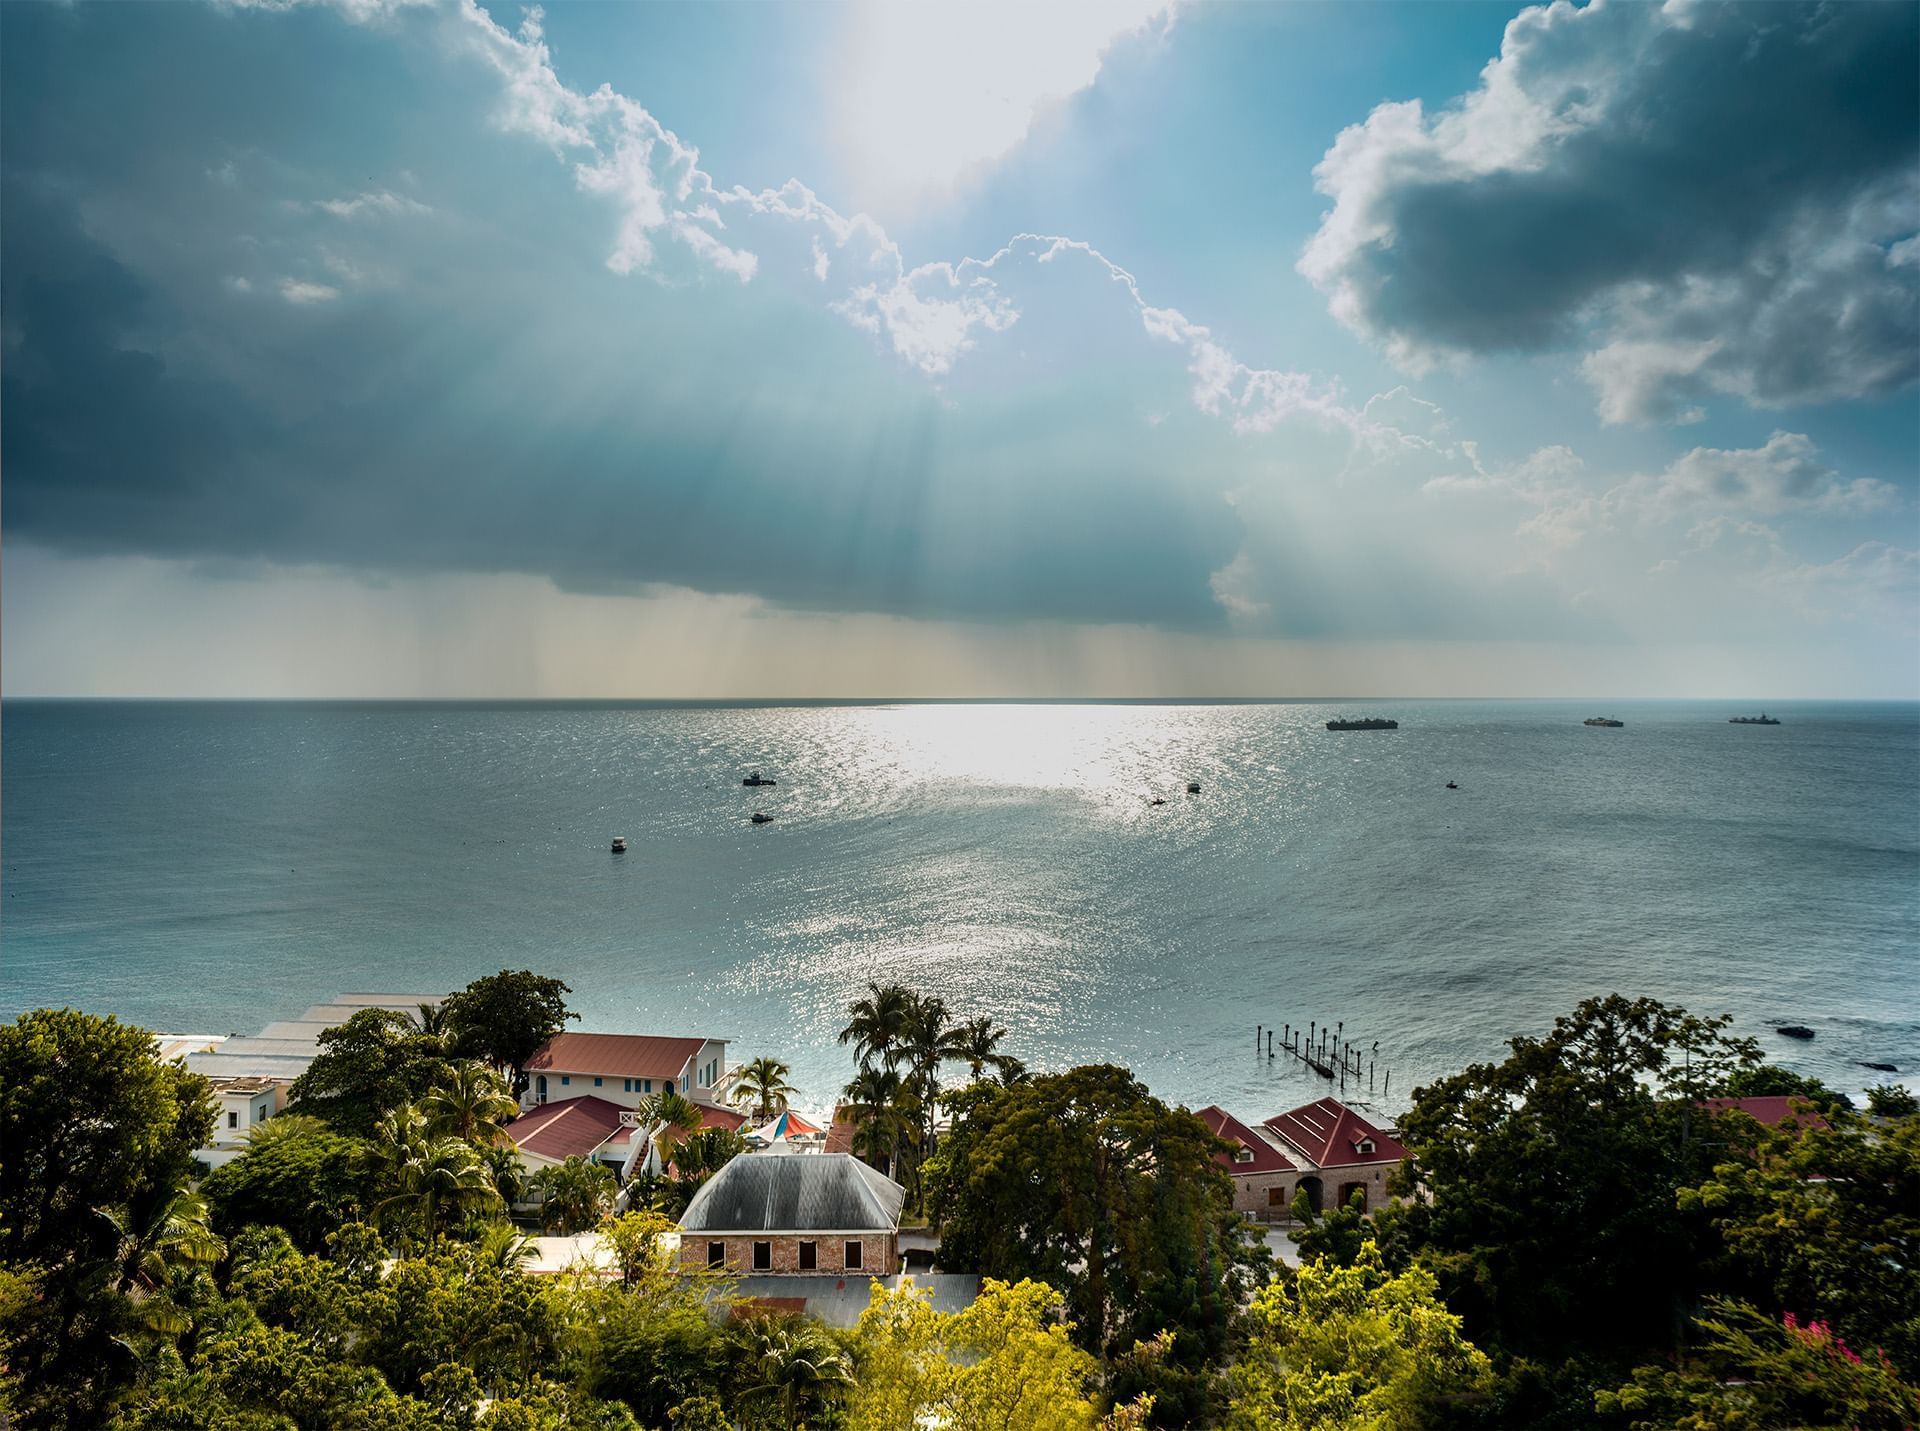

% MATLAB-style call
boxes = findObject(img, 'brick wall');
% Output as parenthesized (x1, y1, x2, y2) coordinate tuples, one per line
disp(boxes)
(679, 1232, 897, 1277)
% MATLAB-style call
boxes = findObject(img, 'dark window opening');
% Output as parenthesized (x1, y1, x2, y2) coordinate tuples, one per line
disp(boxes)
(844, 1240, 863, 1271)
(798, 1240, 817, 1271)
(752, 1241, 772, 1271)
(707, 1241, 725, 1269)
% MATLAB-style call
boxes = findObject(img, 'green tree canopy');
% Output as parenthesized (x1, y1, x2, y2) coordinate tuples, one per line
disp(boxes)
(286, 1009, 453, 1138)
(1598, 1299, 1919, 1431)
(1228, 1241, 1493, 1431)
(1378, 995, 1761, 1369)
(0, 1009, 214, 1271)
(531, 1157, 616, 1234)
(1683, 1113, 1920, 1375)
(926, 1064, 1266, 1372)
(202, 1116, 376, 1250)
(1867, 1084, 1918, 1120)
(845, 1277, 1107, 1431)
(441, 971, 577, 1095)
(0, 1009, 216, 1425)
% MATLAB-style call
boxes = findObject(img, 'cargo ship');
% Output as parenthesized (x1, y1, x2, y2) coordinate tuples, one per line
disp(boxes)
(1326, 717, 1398, 731)
(1583, 717, 1624, 727)
(1729, 714, 1781, 725)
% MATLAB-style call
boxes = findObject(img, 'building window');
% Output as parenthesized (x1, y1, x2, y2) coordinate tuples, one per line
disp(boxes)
(622, 1079, 631, 1092)
(665, 1080, 674, 1095)
(1357, 1138, 1375, 1154)
(752, 1241, 772, 1271)
(707, 1242, 725, 1269)
(643, 1079, 653, 1093)
(843, 1241, 863, 1271)
(538, 1076, 548, 1101)
(561, 1076, 570, 1086)
(1235, 1146, 1254, 1163)
(228, 1111, 239, 1129)
(594, 1077, 603, 1087)
(1268, 1186, 1288, 1206)
(798, 1240, 817, 1271)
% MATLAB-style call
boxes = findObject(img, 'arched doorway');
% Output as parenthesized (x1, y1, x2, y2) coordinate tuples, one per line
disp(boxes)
(1296, 1176, 1323, 1215)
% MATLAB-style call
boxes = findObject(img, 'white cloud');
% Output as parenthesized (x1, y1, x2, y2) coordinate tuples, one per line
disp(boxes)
(311, 188, 432, 219)
(1623, 431, 1902, 519)
(278, 278, 339, 304)
(830, 0, 1175, 215)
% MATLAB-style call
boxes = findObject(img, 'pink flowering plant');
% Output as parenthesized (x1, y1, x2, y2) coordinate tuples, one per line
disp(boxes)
(1598, 1299, 1919, 1431)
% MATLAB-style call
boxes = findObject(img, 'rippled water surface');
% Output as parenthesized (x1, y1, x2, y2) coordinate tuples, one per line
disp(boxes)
(4, 699, 1916, 1115)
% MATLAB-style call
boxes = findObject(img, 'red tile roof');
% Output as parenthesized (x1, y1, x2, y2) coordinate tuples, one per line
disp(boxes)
(1196, 1105, 1301, 1174)
(826, 1105, 858, 1155)
(526, 1033, 706, 1080)
(1699, 1096, 1831, 1131)
(504, 1095, 626, 1161)
(1264, 1097, 1407, 1169)
(701, 1104, 751, 1133)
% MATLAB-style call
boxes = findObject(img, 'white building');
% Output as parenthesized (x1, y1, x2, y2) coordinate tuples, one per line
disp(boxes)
(523, 1032, 734, 1111)
(198, 1075, 289, 1167)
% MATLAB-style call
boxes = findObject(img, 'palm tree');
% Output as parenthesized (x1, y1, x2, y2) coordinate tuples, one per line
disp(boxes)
(374, 1134, 501, 1245)
(739, 1319, 855, 1429)
(478, 1140, 527, 1207)
(949, 1016, 1016, 1082)
(111, 1184, 224, 1297)
(421, 1060, 520, 1147)
(731, 1056, 799, 1121)
(632, 1089, 704, 1173)
(838, 981, 915, 1071)
(841, 1065, 907, 1177)
(475, 1220, 538, 1272)
(894, 992, 966, 1195)
(530, 1156, 615, 1234)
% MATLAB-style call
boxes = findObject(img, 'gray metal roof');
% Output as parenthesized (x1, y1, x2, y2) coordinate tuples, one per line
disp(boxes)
(679, 1153, 904, 1233)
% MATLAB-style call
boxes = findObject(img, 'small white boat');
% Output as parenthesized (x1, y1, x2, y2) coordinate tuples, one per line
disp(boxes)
(611, 836, 628, 853)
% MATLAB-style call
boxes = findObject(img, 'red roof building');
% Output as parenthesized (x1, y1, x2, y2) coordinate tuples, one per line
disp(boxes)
(1196, 1104, 1312, 1220)
(503, 1095, 629, 1167)
(1196, 1105, 1302, 1175)
(700, 1103, 751, 1134)
(523, 1031, 733, 1111)
(1698, 1096, 1831, 1132)
(1263, 1097, 1408, 1170)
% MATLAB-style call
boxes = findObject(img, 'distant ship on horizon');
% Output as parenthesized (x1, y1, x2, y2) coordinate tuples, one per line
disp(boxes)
(1730, 714, 1781, 725)
(1584, 717, 1625, 727)
(1326, 717, 1398, 731)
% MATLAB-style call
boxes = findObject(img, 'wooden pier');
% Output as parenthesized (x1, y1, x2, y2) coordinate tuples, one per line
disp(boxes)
(1256, 1018, 1392, 1101)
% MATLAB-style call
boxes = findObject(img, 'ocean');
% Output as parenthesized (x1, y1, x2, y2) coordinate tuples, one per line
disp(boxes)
(3, 698, 1916, 1118)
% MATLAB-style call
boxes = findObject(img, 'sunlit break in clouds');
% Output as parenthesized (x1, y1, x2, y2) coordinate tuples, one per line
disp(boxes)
(2, 0, 1915, 697)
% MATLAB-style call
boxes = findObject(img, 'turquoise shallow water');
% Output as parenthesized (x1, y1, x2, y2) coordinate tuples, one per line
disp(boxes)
(3, 699, 1916, 1117)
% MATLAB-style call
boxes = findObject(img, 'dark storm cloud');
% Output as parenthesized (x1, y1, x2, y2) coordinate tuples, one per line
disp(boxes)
(0, 171, 1240, 631)
(1302, 0, 1920, 420)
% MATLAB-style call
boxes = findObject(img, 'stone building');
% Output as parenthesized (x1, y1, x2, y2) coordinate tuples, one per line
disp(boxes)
(1199, 1095, 1409, 1220)
(677, 1151, 904, 1277)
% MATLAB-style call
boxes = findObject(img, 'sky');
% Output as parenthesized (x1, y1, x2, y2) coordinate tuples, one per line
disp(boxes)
(3, 0, 1916, 698)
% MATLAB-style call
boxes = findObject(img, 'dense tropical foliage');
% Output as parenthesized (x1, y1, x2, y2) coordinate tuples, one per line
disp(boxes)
(2, 985, 1913, 1429)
